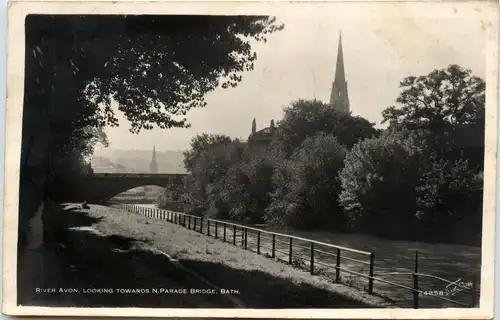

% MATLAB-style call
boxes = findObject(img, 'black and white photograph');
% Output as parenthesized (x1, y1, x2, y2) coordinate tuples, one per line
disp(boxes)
(2, 1, 498, 318)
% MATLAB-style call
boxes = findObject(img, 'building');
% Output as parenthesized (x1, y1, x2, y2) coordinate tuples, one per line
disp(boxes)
(248, 118, 277, 149)
(149, 145, 158, 173)
(247, 31, 349, 148)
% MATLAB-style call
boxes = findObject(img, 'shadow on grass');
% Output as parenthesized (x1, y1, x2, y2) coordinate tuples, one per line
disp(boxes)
(180, 259, 374, 308)
(18, 203, 376, 308)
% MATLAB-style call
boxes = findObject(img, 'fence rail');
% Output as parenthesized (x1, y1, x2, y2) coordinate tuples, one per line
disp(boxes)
(111, 203, 480, 309)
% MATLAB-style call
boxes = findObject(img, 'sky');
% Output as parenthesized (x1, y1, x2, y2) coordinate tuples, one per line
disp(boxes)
(93, 2, 489, 155)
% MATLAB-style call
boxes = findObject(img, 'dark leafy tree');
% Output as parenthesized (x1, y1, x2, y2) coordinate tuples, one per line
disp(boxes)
(19, 15, 283, 249)
(181, 137, 246, 216)
(382, 64, 485, 169)
(415, 155, 483, 244)
(220, 151, 276, 223)
(27, 15, 284, 133)
(183, 133, 234, 172)
(274, 99, 378, 156)
(339, 130, 426, 239)
(266, 133, 347, 229)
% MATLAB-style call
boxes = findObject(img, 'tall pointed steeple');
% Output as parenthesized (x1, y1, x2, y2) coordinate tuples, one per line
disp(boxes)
(149, 145, 158, 173)
(251, 118, 257, 134)
(329, 31, 350, 113)
(334, 31, 346, 84)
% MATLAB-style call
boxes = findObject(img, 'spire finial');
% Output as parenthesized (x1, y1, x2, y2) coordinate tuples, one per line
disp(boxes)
(252, 118, 256, 134)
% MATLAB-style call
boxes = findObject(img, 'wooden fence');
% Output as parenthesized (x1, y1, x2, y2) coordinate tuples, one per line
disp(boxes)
(112, 203, 480, 309)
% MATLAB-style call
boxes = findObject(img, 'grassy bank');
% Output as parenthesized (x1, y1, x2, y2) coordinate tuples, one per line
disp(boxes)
(77, 203, 389, 308)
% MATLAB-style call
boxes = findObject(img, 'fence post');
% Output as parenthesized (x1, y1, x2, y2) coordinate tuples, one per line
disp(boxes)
(207, 220, 211, 236)
(288, 238, 293, 264)
(215, 221, 218, 239)
(413, 250, 419, 309)
(240, 228, 244, 247)
(233, 226, 236, 245)
(200, 217, 203, 233)
(368, 253, 375, 294)
(310, 242, 314, 275)
(188, 216, 191, 229)
(335, 248, 341, 282)
(272, 234, 276, 258)
(223, 223, 227, 242)
(257, 231, 261, 254)
(244, 228, 248, 249)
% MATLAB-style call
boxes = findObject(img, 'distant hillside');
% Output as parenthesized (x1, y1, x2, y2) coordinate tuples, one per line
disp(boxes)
(91, 149, 186, 174)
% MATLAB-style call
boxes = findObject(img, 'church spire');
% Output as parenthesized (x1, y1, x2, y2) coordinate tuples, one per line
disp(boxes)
(149, 145, 158, 173)
(334, 31, 346, 84)
(329, 30, 350, 113)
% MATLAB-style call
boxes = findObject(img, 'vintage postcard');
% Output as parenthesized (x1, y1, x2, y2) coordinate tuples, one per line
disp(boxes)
(2, 0, 498, 318)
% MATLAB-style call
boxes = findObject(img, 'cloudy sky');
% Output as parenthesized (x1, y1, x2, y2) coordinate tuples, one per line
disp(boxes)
(93, 2, 489, 155)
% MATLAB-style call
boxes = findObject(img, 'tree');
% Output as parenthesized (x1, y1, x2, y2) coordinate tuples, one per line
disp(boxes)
(382, 64, 485, 169)
(415, 155, 483, 243)
(339, 128, 482, 244)
(27, 15, 284, 133)
(382, 64, 485, 130)
(274, 99, 378, 156)
(220, 151, 276, 223)
(266, 133, 347, 229)
(339, 130, 426, 239)
(183, 134, 234, 172)
(19, 15, 283, 249)
(181, 137, 247, 216)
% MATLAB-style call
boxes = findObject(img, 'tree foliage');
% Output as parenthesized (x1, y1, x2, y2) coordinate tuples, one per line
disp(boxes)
(266, 133, 347, 229)
(220, 152, 276, 223)
(27, 15, 284, 133)
(339, 130, 426, 239)
(382, 64, 485, 169)
(179, 136, 247, 216)
(274, 99, 378, 156)
(382, 64, 485, 130)
(19, 15, 283, 249)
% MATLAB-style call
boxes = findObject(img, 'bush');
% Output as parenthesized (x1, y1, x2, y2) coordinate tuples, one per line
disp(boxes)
(339, 129, 483, 243)
(219, 150, 276, 223)
(415, 156, 483, 243)
(266, 132, 347, 230)
(339, 130, 425, 239)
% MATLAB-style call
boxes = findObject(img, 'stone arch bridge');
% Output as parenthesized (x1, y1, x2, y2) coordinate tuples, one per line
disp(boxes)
(71, 173, 187, 204)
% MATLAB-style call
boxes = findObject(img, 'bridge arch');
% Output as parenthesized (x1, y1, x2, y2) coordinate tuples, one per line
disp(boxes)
(74, 173, 187, 204)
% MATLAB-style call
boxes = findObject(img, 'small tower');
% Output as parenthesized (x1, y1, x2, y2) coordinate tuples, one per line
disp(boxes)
(270, 119, 275, 130)
(149, 145, 158, 173)
(329, 31, 350, 113)
(251, 118, 257, 134)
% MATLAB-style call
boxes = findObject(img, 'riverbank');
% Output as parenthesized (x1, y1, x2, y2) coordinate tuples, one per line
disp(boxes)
(79, 203, 390, 308)
(146, 203, 481, 308)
